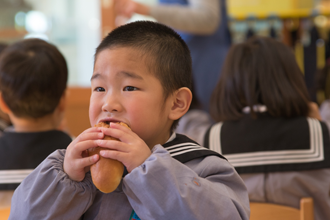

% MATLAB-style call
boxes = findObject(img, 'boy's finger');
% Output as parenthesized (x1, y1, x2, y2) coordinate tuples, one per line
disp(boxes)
(73, 140, 103, 156)
(77, 127, 104, 142)
(69, 130, 104, 152)
(80, 131, 104, 142)
(101, 123, 136, 142)
(99, 149, 125, 162)
(77, 154, 99, 168)
(96, 139, 128, 152)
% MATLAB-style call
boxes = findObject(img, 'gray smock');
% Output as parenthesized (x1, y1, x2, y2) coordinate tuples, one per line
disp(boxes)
(240, 170, 330, 220)
(9, 133, 250, 220)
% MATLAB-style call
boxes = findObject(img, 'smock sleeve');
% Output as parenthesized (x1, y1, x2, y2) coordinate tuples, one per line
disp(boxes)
(9, 149, 97, 220)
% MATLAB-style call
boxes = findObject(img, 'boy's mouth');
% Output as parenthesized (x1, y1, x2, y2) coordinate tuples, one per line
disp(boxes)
(97, 120, 131, 129)
(100, 119, 122, 125)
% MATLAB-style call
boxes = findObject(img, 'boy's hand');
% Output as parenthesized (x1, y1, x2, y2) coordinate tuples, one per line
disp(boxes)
(63, 127, 104, 182)
(96, 122, 152, 173)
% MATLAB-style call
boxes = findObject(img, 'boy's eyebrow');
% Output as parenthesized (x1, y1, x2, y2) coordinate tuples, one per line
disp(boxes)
(91, 73, 101, 81)
(90, 71, 144, 81)
(118, 71, 143, 80)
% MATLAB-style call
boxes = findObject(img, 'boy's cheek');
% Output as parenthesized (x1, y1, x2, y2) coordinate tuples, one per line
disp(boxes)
(88, 106, 99, 126)
(130, 118, 152, 138)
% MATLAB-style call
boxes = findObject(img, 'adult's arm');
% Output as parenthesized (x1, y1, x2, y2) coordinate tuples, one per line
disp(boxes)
(115, 0, 221, 34)
(150, 0, 221, 34)
(9, 150, 96, 220)
(123, 145, 250, 220)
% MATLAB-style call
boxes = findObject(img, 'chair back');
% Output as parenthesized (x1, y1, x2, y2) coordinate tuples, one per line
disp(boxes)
(0, 207, 10, 220)
(250, 197, 314, 220)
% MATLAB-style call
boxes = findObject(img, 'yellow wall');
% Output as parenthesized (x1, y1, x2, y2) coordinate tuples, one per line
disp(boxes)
(227, 0, 329, 19)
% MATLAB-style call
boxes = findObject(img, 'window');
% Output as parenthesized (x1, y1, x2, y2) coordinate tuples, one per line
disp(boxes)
(0, 0, 101, 86)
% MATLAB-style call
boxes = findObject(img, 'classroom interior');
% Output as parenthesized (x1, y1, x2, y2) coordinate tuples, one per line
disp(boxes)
(0, 0, 329, 137)
(0, 0, 330, 219)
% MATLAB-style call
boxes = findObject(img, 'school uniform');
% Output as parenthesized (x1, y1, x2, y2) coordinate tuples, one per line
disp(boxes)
(204, 110, 330, 220)
(9, 133, 250, 220)
(320, 99, 330, 137)
(0, 119, 9, 137)
(0, 129, 72, 208)
(0, 129, 72, 190)
(175, 109, 213, 145)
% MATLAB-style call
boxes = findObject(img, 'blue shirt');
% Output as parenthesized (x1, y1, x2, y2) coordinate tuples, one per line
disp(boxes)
(159, 0, 231, 112)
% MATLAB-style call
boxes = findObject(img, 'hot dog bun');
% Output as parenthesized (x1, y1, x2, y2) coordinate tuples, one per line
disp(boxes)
(88, 122, 129, 193)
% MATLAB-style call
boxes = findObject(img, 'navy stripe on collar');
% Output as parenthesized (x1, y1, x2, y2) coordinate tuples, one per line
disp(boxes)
(163, 134, 226, 163)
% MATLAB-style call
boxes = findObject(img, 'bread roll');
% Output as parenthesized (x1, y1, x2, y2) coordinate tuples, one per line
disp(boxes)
(88, 122, 129, 193)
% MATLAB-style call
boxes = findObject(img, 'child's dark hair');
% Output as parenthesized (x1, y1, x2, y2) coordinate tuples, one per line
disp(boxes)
(95, 21, 192, 131)
(314, 60, 330, 104)
(0, 43, 7, 53)
(210, 36, 310, 121)
(0, 38, 68, 118)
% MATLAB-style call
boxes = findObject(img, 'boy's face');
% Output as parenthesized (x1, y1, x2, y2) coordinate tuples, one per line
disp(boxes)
(90, 47, 174, 148)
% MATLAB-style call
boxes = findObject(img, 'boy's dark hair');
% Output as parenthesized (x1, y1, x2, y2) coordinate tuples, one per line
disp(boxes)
(95, 21, 192, 131)
(210, 36, 310, 121)
(0, 38, 68, 118)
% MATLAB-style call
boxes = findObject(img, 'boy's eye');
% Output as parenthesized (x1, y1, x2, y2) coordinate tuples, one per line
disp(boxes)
(94, 87, 105, 92)
(123, 86, 138, 91)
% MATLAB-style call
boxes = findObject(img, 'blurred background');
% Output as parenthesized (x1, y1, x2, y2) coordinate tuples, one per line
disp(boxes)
(0, 0, 156, 86)
(0, 0, 329, 136)
(0, 0, 157, 136)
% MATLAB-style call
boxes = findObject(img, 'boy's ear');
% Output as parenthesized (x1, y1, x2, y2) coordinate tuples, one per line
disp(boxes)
(169, 87, 192, 120)
(0, 92, 11, 114)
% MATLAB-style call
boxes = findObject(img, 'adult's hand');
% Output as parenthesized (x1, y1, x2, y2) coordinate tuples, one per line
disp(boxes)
(114, 0, 150, 18)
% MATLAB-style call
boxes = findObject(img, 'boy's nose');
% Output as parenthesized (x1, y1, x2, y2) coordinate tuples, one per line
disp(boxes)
(102, 95, 122, 113)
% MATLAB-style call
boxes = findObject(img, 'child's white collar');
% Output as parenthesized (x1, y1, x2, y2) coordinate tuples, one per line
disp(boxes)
(166, 132, 176, 143)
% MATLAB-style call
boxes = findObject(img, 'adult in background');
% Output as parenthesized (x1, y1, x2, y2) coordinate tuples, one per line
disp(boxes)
(114, 0, 232, 112)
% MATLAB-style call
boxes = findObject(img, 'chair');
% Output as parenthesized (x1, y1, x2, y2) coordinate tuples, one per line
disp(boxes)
(0, 207, 10, 220)
(249, 197, 314, 220)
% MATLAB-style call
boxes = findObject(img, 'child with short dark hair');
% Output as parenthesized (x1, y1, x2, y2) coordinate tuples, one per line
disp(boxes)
(0, 43, 11, 136)
(9, 21, 249, 220)
(0, 38, 72, 208)
(204, 36, 330, 220)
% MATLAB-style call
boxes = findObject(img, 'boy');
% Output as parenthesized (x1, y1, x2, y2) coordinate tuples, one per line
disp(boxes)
(9, 21, 249, 219)
(0, 39, 72, 208)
